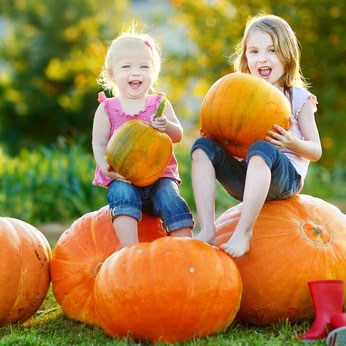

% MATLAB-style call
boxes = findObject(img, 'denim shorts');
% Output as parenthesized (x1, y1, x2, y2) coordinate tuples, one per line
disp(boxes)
(191, 138, 301, 201)
(107, 178, 194, 232)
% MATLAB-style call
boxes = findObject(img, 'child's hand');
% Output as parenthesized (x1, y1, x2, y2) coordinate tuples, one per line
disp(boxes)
(266, 118, 295, 149)
(104, 165, 131, 183)
(150, 114, 167, 132)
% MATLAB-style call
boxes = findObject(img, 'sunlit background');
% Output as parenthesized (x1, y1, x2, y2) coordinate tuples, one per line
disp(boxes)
(0, 0, 345, 225)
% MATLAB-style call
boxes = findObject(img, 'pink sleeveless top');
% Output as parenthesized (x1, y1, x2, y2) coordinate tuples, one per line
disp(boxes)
(92, 92, 181, 188)
(282, 87, 318, 188)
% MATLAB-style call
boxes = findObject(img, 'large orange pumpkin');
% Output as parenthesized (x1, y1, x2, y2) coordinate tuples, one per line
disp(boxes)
(0, 217, 51, 325)
(215, 194, 346, 325)
(50, 206, 166, 326)
(94, 237, 242, 343)
(200, 72, 290, 158)
(106, 98, 172, 186)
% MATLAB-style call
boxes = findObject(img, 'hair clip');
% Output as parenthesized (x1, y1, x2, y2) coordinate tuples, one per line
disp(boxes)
(144, 40, 153, 51)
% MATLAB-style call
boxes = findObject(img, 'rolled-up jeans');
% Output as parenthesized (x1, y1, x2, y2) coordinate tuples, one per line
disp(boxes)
(107, 177, 194, 232)
(191, 138, 301, 201)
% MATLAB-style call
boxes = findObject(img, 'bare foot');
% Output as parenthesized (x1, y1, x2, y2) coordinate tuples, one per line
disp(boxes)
(220, 229, 252, 257)
(196, 229, 217, 246)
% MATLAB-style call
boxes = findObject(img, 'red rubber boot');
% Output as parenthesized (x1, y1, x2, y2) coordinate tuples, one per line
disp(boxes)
(298, 280, 344, 341)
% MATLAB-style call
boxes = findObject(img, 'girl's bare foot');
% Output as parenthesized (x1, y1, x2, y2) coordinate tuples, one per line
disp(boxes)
(220, 229, 252, 257)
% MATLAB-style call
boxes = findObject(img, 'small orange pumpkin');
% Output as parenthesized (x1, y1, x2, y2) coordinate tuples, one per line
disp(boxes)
(50, 206, 166, 326)
(215, 194, 346, 325)
(0, 217, 51, 325)
(94, 237, 242, 343)
(200, 72, 290, 158)
(106, 98, 172, 186)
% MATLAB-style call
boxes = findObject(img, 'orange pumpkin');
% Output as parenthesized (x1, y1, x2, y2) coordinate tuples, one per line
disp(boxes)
(94, 237, 242, 343)
(50, 206, 166, 326)
(0, 217, 51, 325)
(106, 98, 172, 186)
(215, 194, 346, 325)
(200, 72, 290, 158)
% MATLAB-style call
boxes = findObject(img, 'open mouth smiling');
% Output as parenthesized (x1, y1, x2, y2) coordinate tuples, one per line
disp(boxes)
(258, 67, 272, 77)
(129, 81, 142, 88)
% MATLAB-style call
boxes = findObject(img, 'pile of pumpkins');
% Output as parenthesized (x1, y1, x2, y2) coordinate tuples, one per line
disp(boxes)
(2, 73, 346, 343)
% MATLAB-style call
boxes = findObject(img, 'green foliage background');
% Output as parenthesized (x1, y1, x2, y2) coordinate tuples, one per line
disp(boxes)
(0, 0, 345, 223)
(163, 0, 346, 169)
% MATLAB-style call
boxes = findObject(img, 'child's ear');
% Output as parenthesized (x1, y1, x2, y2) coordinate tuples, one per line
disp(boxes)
(108, 69, 115, 82)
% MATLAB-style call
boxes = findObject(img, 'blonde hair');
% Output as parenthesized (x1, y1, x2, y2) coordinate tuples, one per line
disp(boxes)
(233, 14, 308, 95)
(98, 24, 161, 95)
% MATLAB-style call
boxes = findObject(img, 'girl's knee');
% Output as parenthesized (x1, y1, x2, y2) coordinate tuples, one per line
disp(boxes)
(247, 140, 278, 168)
(248, 140, 274, 153)
(191, 148, 208, 161)
(191, 137, 218, 162)
(248, 154, 267, 165)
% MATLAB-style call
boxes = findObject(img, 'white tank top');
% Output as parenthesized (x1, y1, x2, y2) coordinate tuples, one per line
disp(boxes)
(281, 87, 318, 184)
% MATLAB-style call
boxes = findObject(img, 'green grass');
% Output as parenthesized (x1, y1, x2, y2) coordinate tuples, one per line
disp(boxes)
(0, 287, 325, 346)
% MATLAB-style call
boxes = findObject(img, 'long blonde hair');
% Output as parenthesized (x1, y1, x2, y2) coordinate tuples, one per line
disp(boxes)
(97, 24, 161, 95)
(233, 14, 308, 96)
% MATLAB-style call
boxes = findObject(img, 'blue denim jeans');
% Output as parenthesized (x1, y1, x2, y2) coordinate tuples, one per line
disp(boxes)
(107, 178, 194, 232)
(191, 138, 301, 201)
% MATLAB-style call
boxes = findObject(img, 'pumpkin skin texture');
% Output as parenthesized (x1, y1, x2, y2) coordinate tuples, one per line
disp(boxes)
(0, 217, 51, 326)
(50, 206, 166, 326)
(94, 237, 242, 343)
(200, 72, 290, 158)
(106, 119, 173, 186)
(215, 194, 346, 326)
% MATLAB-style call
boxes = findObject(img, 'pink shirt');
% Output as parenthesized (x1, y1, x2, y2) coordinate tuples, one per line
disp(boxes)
(93, 92, 181, 188)
(282, 87, 318, 187)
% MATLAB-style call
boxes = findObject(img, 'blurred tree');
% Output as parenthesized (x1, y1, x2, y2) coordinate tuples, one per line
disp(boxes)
(0, 0, 345, 170)
(0, 0, 128, 153)
(167, 0, 346, 168)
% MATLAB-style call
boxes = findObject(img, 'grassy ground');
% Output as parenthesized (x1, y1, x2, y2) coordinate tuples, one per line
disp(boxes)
(0, 286, 325, 346)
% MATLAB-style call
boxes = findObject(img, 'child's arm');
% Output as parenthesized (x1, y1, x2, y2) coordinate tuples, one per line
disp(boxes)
(150, 98, 183, 143)
(92, 104, 129, 181)
(266, 99, 322, 162)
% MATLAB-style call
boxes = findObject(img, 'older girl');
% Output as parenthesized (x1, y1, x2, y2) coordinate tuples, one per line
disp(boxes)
(191, 14, 321, 257)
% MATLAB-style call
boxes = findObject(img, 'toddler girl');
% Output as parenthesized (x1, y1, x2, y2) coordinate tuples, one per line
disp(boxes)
(92, 29, 194, 247)
(191, 14, 322, 257)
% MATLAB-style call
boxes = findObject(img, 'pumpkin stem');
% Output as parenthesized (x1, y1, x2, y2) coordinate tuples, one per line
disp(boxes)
(93, 261, 104, 277)
(153, 97, 166, 119)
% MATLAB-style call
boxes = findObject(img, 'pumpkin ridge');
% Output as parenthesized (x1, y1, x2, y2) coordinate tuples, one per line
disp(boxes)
(171, 240, 199, 337)
(13, 219, 48, 322)
(146, 241, 168, 339)
(191, 247, 228, 334)
(4, 220, 23, 322)
(117, 122, 147, 177)
(216, 82, 232, 138)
